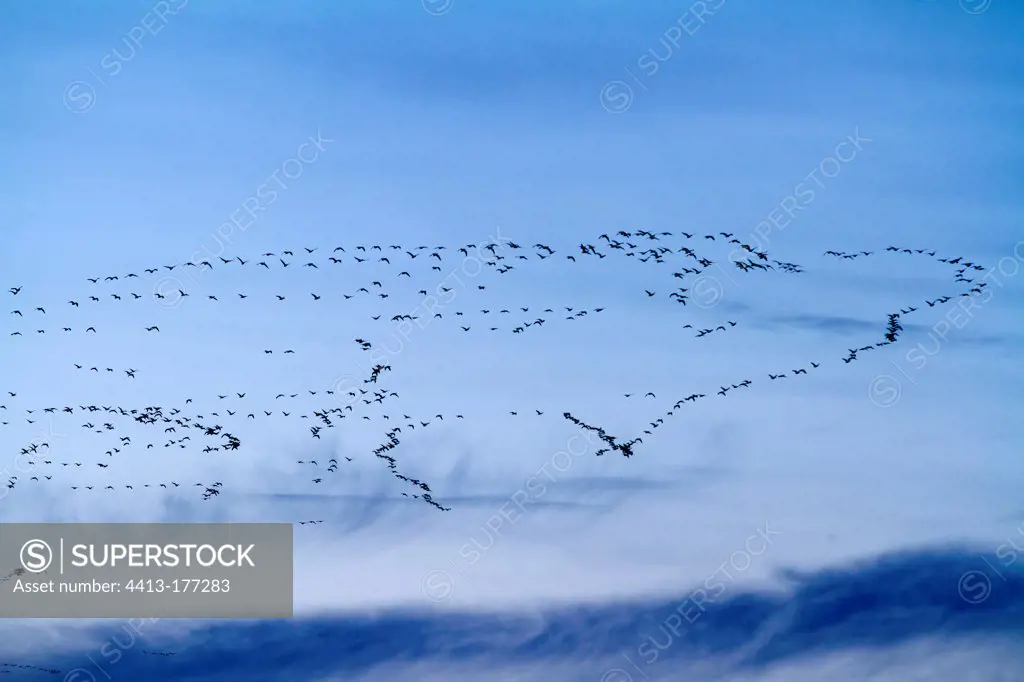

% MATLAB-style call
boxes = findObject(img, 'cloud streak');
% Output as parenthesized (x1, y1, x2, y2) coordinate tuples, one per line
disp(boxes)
(12, 545, 1023, 681)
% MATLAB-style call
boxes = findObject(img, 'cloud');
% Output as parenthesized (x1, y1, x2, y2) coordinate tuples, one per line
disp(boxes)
(749, 310, 1021, 351)
(751, 313, 918, 336)
(13, 544, 1022, 681)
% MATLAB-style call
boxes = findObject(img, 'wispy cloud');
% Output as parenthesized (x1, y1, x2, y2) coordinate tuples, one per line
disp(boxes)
(750, 312, 901, 336)
(14, 545, 1024, 681)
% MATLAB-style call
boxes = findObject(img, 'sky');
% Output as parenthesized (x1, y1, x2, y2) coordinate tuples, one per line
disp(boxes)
(1, 0, 1023, 680)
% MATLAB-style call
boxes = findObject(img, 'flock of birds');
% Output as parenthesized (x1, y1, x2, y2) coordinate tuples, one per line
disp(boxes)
(0, 227, 996, 677)
(1, 230, 991, 522)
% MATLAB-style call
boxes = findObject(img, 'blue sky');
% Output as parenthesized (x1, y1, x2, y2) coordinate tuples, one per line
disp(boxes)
(1, 0, 1023, 680)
